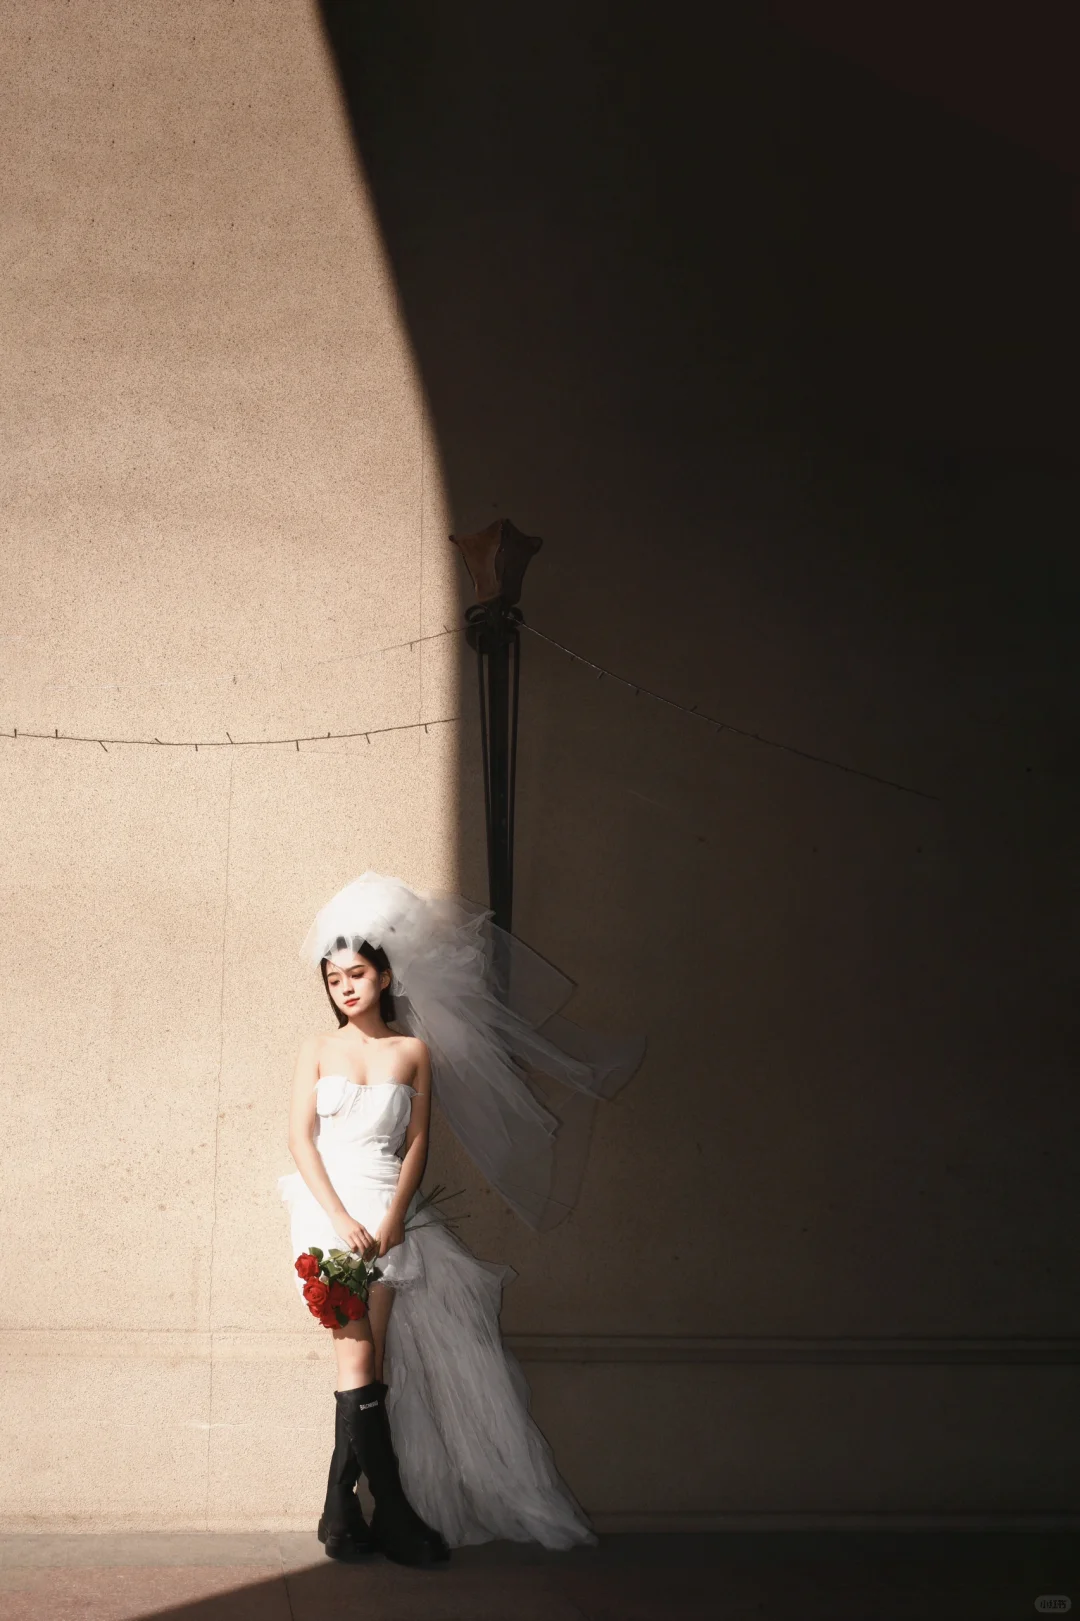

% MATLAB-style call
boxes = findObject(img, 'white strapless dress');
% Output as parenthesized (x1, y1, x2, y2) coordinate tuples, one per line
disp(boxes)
(277, 1074, 597, 1550)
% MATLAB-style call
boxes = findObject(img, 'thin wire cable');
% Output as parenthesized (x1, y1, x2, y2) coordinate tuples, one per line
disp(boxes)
(1, 617, 938, 798)
(4, 715, 457, 754)
(370, 626, 459, 656)
(519, 624, 939, 801)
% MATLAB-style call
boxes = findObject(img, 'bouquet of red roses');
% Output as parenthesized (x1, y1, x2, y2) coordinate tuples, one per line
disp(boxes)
(295, 1246, 377, 1327)
(295, 1183, 465, 1329)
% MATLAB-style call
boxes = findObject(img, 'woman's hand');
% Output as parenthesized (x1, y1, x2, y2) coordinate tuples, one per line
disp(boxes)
(374, 1212, 406, 1257)
(333, 1210, 379, 1261)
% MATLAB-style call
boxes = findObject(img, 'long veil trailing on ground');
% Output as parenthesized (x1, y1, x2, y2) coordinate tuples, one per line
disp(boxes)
(299, 871, 646, 1231)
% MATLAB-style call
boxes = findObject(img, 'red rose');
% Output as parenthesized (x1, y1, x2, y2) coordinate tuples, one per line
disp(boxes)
(318, 1308, 340, 1328)
(343, 1293, 367, 1321)
(295, 1253, 320, 1280)
(327, 1281, 351, 1308)
(302, 1279, 329, 1310)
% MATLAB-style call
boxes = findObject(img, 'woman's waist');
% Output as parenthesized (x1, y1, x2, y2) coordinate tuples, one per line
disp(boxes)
(314, 1139, 403, 1188)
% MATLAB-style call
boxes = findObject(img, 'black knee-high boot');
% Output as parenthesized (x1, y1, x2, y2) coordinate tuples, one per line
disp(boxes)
(317, 1392, 376, 1560)
(369, 1381, 451, 1561)
(335, 1382, 451, 1567)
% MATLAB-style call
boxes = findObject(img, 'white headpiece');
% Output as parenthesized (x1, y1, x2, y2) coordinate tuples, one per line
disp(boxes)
(300, 870, 646, 1231)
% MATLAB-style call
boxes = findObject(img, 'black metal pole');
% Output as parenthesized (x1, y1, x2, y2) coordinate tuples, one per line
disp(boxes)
(465, 598, 522, 933)
(452, 517, 541, 942)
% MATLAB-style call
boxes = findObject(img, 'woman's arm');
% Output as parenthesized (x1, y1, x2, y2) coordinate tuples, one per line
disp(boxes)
(378, 1040, 433, 1254)
(287, 1034, 378, 1256)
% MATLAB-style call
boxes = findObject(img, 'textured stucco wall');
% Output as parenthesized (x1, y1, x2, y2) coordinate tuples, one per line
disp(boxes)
(2, 0, 1077, 1536)
(0, 0, 466, 1530)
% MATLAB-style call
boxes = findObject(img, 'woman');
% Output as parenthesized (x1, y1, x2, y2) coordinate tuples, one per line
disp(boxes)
(278, 872, 645, 1567)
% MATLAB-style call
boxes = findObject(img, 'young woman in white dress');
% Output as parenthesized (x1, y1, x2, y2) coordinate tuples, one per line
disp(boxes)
(285, 940, 452, 1566)
(278, 873, 646, 1569)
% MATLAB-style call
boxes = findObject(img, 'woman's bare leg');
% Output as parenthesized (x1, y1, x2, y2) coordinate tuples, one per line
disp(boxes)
(331, 1317, 376, 1390)
(366, 1279, 394, 1384)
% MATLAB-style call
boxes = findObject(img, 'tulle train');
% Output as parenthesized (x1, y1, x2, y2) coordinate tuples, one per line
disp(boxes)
(380, 1213, 597, 1550)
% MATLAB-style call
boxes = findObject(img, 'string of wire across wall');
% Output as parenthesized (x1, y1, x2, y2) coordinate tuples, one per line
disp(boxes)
(4, 714, 460, 753)
(1, 621, 938, 800)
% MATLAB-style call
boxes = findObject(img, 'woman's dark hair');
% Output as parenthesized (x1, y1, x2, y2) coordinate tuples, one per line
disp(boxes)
(320, 935, 397, 1027)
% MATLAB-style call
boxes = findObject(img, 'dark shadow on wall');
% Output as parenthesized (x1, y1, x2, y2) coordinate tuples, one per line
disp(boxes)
(312, 0, 1080, 1342)
(316, 0, 1078, 509)
(314, 0, 1078, 830)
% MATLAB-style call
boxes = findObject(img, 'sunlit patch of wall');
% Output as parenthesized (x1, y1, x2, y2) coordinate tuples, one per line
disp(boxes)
(0, 0, 464, 1529)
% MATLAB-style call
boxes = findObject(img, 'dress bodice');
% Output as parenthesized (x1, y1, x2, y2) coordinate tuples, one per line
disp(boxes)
(312, 1074, 416, 1186)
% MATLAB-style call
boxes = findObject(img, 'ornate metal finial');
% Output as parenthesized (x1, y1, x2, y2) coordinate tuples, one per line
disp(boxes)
(449, 518, 542, 606)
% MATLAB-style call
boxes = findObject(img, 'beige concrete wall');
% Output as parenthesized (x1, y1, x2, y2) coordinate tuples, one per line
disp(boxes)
(2, 0, 1077, 1535)
(0, 0, 466, 1531)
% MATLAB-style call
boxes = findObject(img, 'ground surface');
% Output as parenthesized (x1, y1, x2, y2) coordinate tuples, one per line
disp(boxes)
(0, 1530, 1076, 1619)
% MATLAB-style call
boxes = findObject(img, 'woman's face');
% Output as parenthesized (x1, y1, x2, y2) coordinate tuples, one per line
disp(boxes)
(325, 949, 389, 1019)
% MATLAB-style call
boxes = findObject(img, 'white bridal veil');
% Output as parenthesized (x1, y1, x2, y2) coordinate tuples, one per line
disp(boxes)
(299, 871, 647, 1231)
